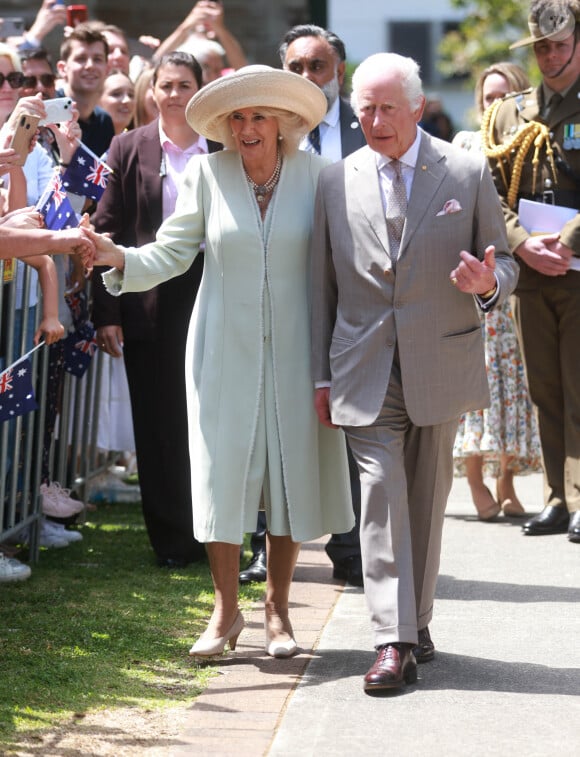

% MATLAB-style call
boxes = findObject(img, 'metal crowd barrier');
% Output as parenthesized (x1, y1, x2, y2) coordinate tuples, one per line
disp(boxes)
(0, 260, 109, 562)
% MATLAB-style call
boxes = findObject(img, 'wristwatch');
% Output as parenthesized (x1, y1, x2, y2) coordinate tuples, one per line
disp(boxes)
(480, 284, 497, 299)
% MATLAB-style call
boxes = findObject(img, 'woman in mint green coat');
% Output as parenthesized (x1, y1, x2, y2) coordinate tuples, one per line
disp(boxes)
(88, 66, 354, 662)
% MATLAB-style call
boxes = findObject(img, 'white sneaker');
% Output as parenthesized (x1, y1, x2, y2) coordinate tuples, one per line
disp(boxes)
(124, 452, 138, 476)
(37, 519, 69, 548)
(88, 471, 141, 503)
(0, 552, 32, 582)
(44, 519, 83, 543)
(40, 482, 84, 518)
(62, 528, 82, 543)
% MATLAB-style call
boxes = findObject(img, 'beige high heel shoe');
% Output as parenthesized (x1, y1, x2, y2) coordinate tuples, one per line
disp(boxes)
(189, 611, 244, 657)
(496, 481, 526, 517)
(264, 606, 298, 658)
(471, 485, 501, 521)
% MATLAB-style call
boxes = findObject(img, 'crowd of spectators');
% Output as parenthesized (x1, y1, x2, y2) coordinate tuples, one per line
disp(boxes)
(0, 0, 246, 581)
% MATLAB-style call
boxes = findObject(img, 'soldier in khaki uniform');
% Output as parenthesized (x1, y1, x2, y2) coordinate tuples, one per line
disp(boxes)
(482, 0, 580, 544)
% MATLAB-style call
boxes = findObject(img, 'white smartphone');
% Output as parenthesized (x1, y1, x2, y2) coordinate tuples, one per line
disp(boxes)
(39, 97, 74, 126)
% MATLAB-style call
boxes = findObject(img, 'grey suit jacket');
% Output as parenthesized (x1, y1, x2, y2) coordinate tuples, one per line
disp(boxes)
(311, 129, 519, 428)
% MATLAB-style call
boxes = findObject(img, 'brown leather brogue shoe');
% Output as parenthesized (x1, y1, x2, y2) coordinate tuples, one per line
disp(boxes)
(412, 626, 435, 664)
(363, 643, 417, 692)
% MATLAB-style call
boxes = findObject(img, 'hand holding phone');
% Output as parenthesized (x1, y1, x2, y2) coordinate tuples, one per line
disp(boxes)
(38, 97, 74, 126)
(0, 17, 26, 39)
(9, 114, 41, 166)
(66, 4, 88, 27)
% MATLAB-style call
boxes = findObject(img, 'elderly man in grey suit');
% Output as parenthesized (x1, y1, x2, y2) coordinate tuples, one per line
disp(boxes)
(311, 52, 519, 693)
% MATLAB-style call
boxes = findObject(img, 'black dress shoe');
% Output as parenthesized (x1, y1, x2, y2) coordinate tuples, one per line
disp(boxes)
(364, 643, 417, 692)
(157, 557, 189, 568)
(156, 548, 206, 568)
(412, 626, 435, 664)
(522, 505, 569, 536)
(332, 556, 364, 587)
(239, 551, 267, 584)
(568, 511, 580, 543)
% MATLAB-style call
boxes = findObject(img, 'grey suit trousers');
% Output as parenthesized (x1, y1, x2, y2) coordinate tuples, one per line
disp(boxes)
(345, 353, 458, 647)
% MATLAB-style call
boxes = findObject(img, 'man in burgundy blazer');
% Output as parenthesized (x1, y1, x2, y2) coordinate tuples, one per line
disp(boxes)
(92, 118, 220, 567)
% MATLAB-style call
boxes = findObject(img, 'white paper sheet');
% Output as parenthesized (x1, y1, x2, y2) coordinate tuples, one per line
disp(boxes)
(518, 197, 577, 234)
(518, 198, 580, 270)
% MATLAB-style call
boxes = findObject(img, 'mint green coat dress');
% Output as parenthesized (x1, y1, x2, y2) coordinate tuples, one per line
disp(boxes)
(104, 149, 354, 544)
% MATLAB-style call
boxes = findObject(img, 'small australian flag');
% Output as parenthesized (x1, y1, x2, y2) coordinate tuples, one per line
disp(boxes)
(36, 172, 79, 231)
(61, 142, 111, 202)
(0, 358, 38, 423)
(63, 321, 99, 378)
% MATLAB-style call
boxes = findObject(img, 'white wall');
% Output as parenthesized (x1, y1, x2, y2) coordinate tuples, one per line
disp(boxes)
(328, 0, 464, 62)
(328, 0, 474, 130)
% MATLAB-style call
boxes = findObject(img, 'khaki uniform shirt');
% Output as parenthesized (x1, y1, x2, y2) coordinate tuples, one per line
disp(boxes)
(487, 77, 580, 290)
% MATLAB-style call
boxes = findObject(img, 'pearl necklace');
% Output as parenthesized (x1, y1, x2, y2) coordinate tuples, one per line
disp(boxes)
(245, 151, 282, 203)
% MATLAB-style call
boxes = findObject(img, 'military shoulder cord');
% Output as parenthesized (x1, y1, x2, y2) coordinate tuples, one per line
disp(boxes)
(480, 98, 558, 209)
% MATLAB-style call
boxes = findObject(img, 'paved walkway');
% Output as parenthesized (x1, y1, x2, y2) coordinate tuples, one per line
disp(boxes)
(174, 473, 580, 756)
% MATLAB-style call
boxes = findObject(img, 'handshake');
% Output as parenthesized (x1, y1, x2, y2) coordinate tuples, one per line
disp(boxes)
(0, 206, 122, 274)
(73, 223, 123, 274)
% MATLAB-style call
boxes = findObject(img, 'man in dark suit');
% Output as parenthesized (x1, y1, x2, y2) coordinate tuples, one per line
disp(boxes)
(238, 24, 366, 587)
(92, 52, 220, 568)
(280, 24, 365, 161)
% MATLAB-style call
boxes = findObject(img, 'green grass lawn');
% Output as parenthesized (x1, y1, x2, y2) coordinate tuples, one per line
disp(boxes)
(0, 502, 263, 745)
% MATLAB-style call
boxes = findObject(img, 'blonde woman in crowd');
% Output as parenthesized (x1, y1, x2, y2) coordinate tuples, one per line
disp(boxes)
(99, 70, 135, 135)
(132, 65, 158, 127)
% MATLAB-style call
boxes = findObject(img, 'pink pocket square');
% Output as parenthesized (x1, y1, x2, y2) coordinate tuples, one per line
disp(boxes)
(436, 199, 462, 216)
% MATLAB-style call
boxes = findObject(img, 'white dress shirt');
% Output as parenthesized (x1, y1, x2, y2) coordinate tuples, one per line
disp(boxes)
(301, 96, 342, 163)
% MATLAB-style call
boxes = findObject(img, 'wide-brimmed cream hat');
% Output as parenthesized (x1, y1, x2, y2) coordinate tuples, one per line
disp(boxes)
(511, 1, 580, 49)
(185, 64, 327, 142)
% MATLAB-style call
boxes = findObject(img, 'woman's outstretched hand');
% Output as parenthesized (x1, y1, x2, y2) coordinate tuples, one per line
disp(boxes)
(80, 227, 125, 273)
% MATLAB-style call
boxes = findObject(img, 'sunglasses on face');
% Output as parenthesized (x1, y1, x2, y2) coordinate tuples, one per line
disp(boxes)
(22, 73, 56, 89)
(0, 72, 25, 89)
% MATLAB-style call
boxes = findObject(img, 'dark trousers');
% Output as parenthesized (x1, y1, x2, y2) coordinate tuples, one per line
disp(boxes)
(123, 335, 205, 563)
(249, 510, 268, 555)
(512, 285, 580, 513)
(324, 441, 361, 566)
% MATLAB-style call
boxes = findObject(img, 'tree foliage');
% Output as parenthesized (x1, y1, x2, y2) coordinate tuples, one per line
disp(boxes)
(439, 0, 538, 83)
